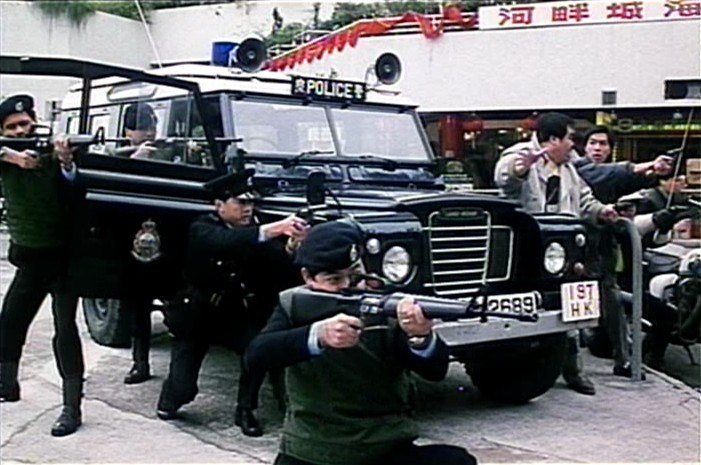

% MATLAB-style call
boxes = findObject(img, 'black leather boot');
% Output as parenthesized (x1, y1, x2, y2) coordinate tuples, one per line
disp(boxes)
(0, 362, 20, 402)
(51, 377, 82, 437)
(124, 362, 151, 384)
(234, 406, 263, 437)
(124, 336, 151, 384)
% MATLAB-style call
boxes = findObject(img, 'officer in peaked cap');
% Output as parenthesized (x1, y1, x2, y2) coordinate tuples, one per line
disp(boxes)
(245, 220, 476, 465)
(156, 169, 308, 437)
(0, 93, 86, 437)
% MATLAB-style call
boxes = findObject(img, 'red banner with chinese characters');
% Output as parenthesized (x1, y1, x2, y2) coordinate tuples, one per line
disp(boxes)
(266, 7, 477, 72)
(479, 0, 699, 30)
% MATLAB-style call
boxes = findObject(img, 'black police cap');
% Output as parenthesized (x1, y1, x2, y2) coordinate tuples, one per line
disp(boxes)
(295, 221, 364, 274)
(0, 94, 35, 126)
(204, 168, 255, 201)
(123, 103, 157, 131)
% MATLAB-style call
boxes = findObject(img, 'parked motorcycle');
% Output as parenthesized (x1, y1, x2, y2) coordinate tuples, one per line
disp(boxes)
(643, 238, 701, 368)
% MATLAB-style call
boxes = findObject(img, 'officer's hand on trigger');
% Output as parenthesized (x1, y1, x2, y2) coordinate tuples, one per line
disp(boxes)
(396, 296, 432, 338)
(317, 313, 364, 349)
(1, 145, 41, 169)
(262, 214, 309, 240)
(130, 141, 157, 159)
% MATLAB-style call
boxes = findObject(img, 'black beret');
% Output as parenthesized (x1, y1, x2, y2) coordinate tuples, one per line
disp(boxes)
(0, 94, 35, 126)
(295, 221, 364, 274)
(123, 103, 157, 131)
(204, 168, 255, 201)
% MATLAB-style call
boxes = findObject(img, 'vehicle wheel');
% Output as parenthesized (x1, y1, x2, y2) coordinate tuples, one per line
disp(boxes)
(461, 333, 567, 404)
(82, 298, 131, 348)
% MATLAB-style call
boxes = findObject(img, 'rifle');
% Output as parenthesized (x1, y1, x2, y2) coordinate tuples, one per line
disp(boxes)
(286, 287, 539, 326)
(0, 127, 105, 157)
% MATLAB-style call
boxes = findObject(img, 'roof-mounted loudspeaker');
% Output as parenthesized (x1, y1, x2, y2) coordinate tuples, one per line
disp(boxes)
(234, 37, 268, 73)
(374, 53, 401, 85)
(211, 37, 267, 72)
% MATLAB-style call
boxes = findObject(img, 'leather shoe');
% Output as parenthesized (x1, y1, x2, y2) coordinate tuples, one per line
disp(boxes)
(124, 363, 151, 385)
(614, 363, 646, 380)
(156, 408, 179, 421)
(51, 406, 81, 437)
(234, 407, 263, 437)
(566, 375, 596, 395)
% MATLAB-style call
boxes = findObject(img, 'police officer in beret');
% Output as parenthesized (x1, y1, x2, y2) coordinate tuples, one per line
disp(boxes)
(105, 103, 162, 384)
(246, 221, 477, 465)
(0, 94, 86, 436)
(156, 172, 308, 436)
(122, 102, 160, 159)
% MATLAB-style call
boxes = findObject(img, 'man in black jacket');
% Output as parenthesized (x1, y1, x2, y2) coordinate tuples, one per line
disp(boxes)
(156, 174, 307, 436)
(574, 126, 673, 377)
(246, 221, 476, 465)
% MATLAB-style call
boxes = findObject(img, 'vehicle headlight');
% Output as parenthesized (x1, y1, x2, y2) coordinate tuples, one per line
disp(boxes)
(544, 242, 566, 275)
(382, 246, 411, 282)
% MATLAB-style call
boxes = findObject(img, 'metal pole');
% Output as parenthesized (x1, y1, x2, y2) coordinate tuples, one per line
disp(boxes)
(619, 218, 644, 381)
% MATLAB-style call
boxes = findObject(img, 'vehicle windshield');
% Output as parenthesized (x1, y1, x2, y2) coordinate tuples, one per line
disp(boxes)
(330, 107, 429, 161)
(231, 99, 335, 156)
(229, 98, 431, 162)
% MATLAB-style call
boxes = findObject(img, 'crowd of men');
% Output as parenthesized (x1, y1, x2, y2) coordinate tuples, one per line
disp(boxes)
(0, 94, 697, 464)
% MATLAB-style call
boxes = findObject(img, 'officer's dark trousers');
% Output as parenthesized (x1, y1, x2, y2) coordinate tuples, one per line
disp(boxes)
(158, 336, 264, 411)
(274, 442, 477, 465)
(122, 299, 152, 364)
(0, 244, 84, 379)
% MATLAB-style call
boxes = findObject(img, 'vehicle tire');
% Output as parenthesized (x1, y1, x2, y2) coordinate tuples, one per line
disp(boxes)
(461, 333, 567, 404)
(82, 298, 131, 348)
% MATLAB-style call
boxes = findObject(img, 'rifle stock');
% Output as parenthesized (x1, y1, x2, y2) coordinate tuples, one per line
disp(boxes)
(288, 288, 539, 326)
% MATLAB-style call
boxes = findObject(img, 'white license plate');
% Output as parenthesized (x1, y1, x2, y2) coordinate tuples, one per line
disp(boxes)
(561, 281, 601, 322)
(486, 292, 539, 315)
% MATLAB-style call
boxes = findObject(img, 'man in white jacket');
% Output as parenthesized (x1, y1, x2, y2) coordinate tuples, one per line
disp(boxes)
(494, 112, 618, 395)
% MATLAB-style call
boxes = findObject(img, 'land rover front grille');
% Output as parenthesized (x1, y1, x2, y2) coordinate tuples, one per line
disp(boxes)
(423, 208, 512, 298)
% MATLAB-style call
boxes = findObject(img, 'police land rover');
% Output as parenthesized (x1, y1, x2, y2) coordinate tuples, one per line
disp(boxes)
(0, 51, 600, 403)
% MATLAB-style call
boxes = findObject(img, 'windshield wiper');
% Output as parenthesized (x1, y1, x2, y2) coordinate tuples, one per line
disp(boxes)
(350, 153, 398, 171)
(282, 150, 335, 169)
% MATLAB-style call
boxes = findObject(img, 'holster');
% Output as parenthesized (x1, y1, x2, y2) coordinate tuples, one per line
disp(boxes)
(163, 287, 206, 339)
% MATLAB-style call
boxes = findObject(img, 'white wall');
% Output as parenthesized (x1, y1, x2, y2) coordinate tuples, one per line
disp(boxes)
(150, 1, 334, 64)
(291, 19, 701, 112)
(0, 1, 150, 119)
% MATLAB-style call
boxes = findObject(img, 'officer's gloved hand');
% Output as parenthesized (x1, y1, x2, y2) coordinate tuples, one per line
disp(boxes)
(652, 209, 677, 233)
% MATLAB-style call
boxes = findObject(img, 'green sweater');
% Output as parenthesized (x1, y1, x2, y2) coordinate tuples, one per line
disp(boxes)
(281, 302, 418, 465)
(1, 158, 65, 248)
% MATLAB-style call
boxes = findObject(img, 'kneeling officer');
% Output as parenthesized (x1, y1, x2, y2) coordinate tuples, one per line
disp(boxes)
(246, 221, 477, 465)
(157, 171, 306, 436)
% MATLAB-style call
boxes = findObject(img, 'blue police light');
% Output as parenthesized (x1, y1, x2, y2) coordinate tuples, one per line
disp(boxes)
(211, 41, 238, 67)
